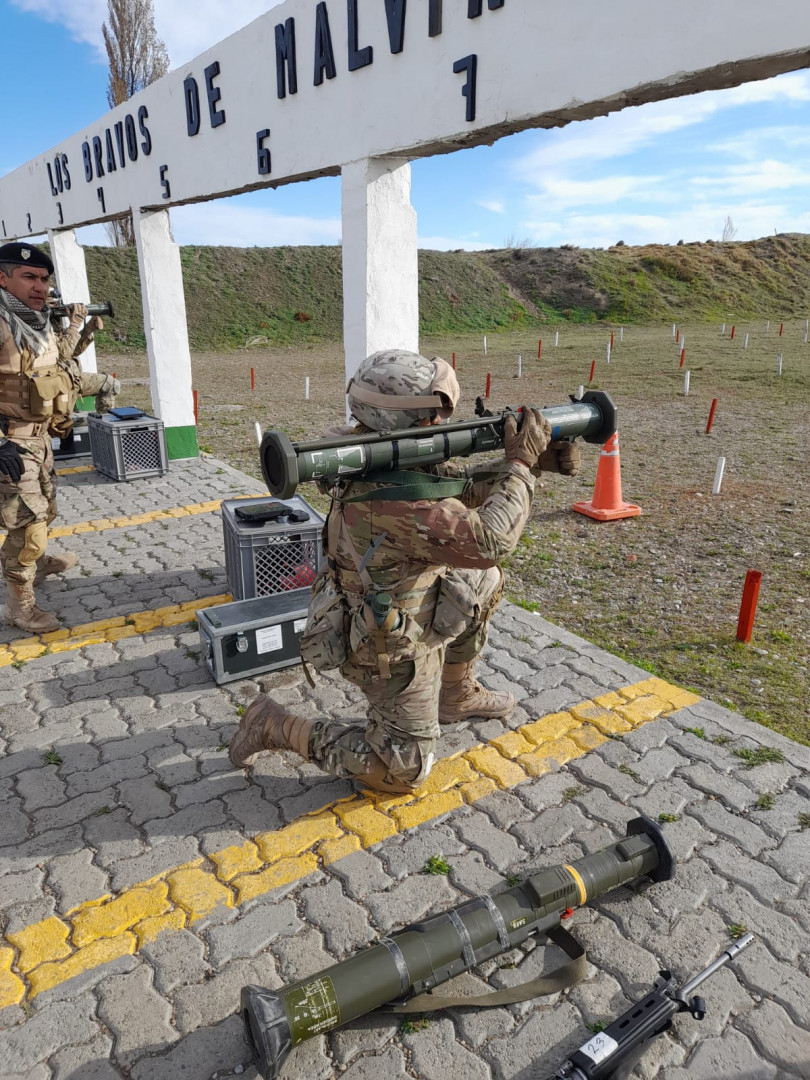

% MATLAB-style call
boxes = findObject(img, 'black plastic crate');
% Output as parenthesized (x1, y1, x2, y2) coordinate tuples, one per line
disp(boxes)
(88, 412, 169, 481)
(221, 495, 325, 601)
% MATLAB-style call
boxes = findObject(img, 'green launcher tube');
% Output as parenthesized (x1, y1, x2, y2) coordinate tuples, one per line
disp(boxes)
(260, 390, 617, 499)
(240, 815, 674, 1079)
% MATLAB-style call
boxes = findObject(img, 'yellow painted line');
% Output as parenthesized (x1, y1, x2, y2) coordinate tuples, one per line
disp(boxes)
(0, 677, 700, 1006)
(49, 493, 264, 539)
(55, 465, 95, 476)
(0, 493, 265, 542)
(0, 595, 233, 667)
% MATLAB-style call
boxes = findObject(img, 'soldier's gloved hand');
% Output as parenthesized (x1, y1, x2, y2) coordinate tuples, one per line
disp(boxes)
(503, 406, 551, 469)
(532, 440, 582, 477)
(85, 315, 103, 334)
(64, 302, 88, 329)
(0, 439, 25, 483)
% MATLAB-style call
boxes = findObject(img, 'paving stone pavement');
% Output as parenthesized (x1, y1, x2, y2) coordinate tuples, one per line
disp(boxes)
(0, 455, 808, 1080)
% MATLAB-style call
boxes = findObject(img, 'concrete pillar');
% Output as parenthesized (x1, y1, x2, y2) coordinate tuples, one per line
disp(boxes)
(133, 208, 197, 459)
(341, 158, 419, 393)
(47, 228, 97, 374)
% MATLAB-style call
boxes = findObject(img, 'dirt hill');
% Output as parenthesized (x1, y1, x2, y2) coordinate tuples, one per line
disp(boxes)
(82, 234, 810, 351)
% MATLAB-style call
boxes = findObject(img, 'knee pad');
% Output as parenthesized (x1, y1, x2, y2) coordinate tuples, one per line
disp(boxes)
(18, 521, 48, 566)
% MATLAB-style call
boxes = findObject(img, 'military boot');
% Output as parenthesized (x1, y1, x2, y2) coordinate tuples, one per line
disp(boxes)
(438, 661, 515, 724)
(3, 581, 60, 634)
(229, 695, 314, 769)
(34, 551, 79, 586)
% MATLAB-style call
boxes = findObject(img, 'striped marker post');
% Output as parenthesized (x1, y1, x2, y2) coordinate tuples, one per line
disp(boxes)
(779, 323, 783, 336)
(589, 360, 596, 383)
(537, 339, 542, 359)
(730, 326, 736, 340)
(192, 390, 198, 424)
(485, 373, 491, 398)
(679, 348, 685, 368)
(250, 367, 255, 390)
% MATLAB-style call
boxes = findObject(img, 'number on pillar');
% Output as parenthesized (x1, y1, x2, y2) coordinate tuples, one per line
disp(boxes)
(160, 165, 171, 200)
(453, 54, 477, 122)
(257, 129, 271, 175)
(97, 188, 106, 214)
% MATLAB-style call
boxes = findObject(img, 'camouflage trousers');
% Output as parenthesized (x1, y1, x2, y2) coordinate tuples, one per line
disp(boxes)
(308, 565, 504, 792)
(0, 433, 57, 586)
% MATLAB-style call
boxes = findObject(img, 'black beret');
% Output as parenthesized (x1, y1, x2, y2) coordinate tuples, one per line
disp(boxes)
(0, 243, 54, 275)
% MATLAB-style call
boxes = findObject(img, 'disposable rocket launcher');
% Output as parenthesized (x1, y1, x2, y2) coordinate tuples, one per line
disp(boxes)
(241, 815, 675, 1079)
(260, 390, 617, 499)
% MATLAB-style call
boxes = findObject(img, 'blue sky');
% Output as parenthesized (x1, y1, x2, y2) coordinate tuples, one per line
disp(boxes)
(3, 0, 810, 250)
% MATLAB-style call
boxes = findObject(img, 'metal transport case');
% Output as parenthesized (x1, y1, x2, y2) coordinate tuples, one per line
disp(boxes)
(52, 422, 91, 459)
(88, 411, 169, 481)
(197, 589, 311, 685)
(221, 495, 325, 601)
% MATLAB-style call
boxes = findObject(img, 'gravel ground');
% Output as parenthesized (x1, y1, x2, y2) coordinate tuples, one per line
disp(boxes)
(105, 319, 808, 745)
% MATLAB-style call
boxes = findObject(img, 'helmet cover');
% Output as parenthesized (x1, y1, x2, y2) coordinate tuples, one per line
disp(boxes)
(347, 350, 459, 432)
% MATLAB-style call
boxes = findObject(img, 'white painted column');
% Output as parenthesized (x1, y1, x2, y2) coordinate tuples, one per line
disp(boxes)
(47, 228, 97, 373)
(341, 158, 419, 394)
(133, 208, 197, 458)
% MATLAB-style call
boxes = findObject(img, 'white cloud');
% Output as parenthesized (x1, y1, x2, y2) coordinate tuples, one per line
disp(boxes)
(10, 0, 283, 66)
(514, 71, 810, 178)
(524, 173, 666, 212)
(167, 201, 341, 247)
(690, 160, 808, 196)
(477, 199, 505, 214)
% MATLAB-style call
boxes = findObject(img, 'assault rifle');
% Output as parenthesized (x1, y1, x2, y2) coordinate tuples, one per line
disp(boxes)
(544, 933, 755, 1079)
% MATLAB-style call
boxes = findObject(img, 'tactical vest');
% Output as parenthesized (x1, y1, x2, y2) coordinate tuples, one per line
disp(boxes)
(0, 315, 73, 424)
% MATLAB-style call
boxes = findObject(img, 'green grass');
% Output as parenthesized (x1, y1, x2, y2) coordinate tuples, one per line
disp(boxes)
(727, 923, 748, 941)
(658, 813, 680, 823)
(732, 746, 785, 769)
(43, 749, 63, 766)
(424, 854, 451, 876)
(754, 793, 775, 811)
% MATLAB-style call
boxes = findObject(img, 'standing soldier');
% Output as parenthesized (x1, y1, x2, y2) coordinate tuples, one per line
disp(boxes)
(230, 350, 580, 793)
(0, 242, 114, 632)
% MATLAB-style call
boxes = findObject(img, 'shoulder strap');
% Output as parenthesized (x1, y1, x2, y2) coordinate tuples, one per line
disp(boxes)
(340, 469, 471, 504)
(385, 924, 586, 1012)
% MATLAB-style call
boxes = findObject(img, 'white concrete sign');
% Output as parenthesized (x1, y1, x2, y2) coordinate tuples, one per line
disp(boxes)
(1, 0, 808, 457)
(1, 0, 809, 237)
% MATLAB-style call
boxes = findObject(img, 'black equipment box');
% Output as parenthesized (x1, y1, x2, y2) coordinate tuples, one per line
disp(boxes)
(52, 422, 91, 459)
(221, 495, 325, 601)
(197, 589, 311, 685)
(88, 410, 169, 481)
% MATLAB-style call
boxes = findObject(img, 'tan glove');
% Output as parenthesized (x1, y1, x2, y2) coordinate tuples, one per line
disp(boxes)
(64, 302, 88, 329)
(503, 407, 552, 469)
(532, 440, 582, 477)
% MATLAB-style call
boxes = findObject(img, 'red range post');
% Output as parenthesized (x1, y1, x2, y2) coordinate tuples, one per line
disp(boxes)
(675, 328, 680, 344)
(452, 352, 456, 370)
(730, 326, 735, 340)
(736, 570, 763, 643)
(193, 389, 198, 424)
(485, 372, 491, 398)
(706, 398, 718, 434)
(679, 348, 685, 368)
(779, 323, 784, 336)
(537, 339, 542, 359)
(589, 360, 596, 383)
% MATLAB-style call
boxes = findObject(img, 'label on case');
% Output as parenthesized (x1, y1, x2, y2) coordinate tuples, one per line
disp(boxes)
(293, 618, 307, 633)
(255, 624, 283, 653)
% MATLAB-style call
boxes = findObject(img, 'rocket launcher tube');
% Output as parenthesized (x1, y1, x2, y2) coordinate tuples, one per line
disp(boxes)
(261, 390, 617, 499)
(240, 815, 674, 1079)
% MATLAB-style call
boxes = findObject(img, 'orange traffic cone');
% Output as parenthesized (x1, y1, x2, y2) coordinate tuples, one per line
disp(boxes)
(573, 432, 641, 521)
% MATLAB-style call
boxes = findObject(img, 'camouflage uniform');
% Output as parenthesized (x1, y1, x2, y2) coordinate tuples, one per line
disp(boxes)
(307, 456, 532, 791)
(0, 306, 76, 590)
(230, 349, 555, 793)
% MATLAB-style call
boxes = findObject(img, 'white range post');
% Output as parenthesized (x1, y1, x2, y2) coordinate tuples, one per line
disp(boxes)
(47, 228, 97, 375)
(133, 208, 197, 459)
(341, 157, 419, 407)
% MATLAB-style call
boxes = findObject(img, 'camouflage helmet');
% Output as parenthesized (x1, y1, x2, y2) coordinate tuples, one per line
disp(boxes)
(347, 350, 459, 433)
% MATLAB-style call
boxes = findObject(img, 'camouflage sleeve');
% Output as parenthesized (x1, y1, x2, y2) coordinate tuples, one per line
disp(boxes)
(366, 460, 534, 569)
(436, 459, 505, 508)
